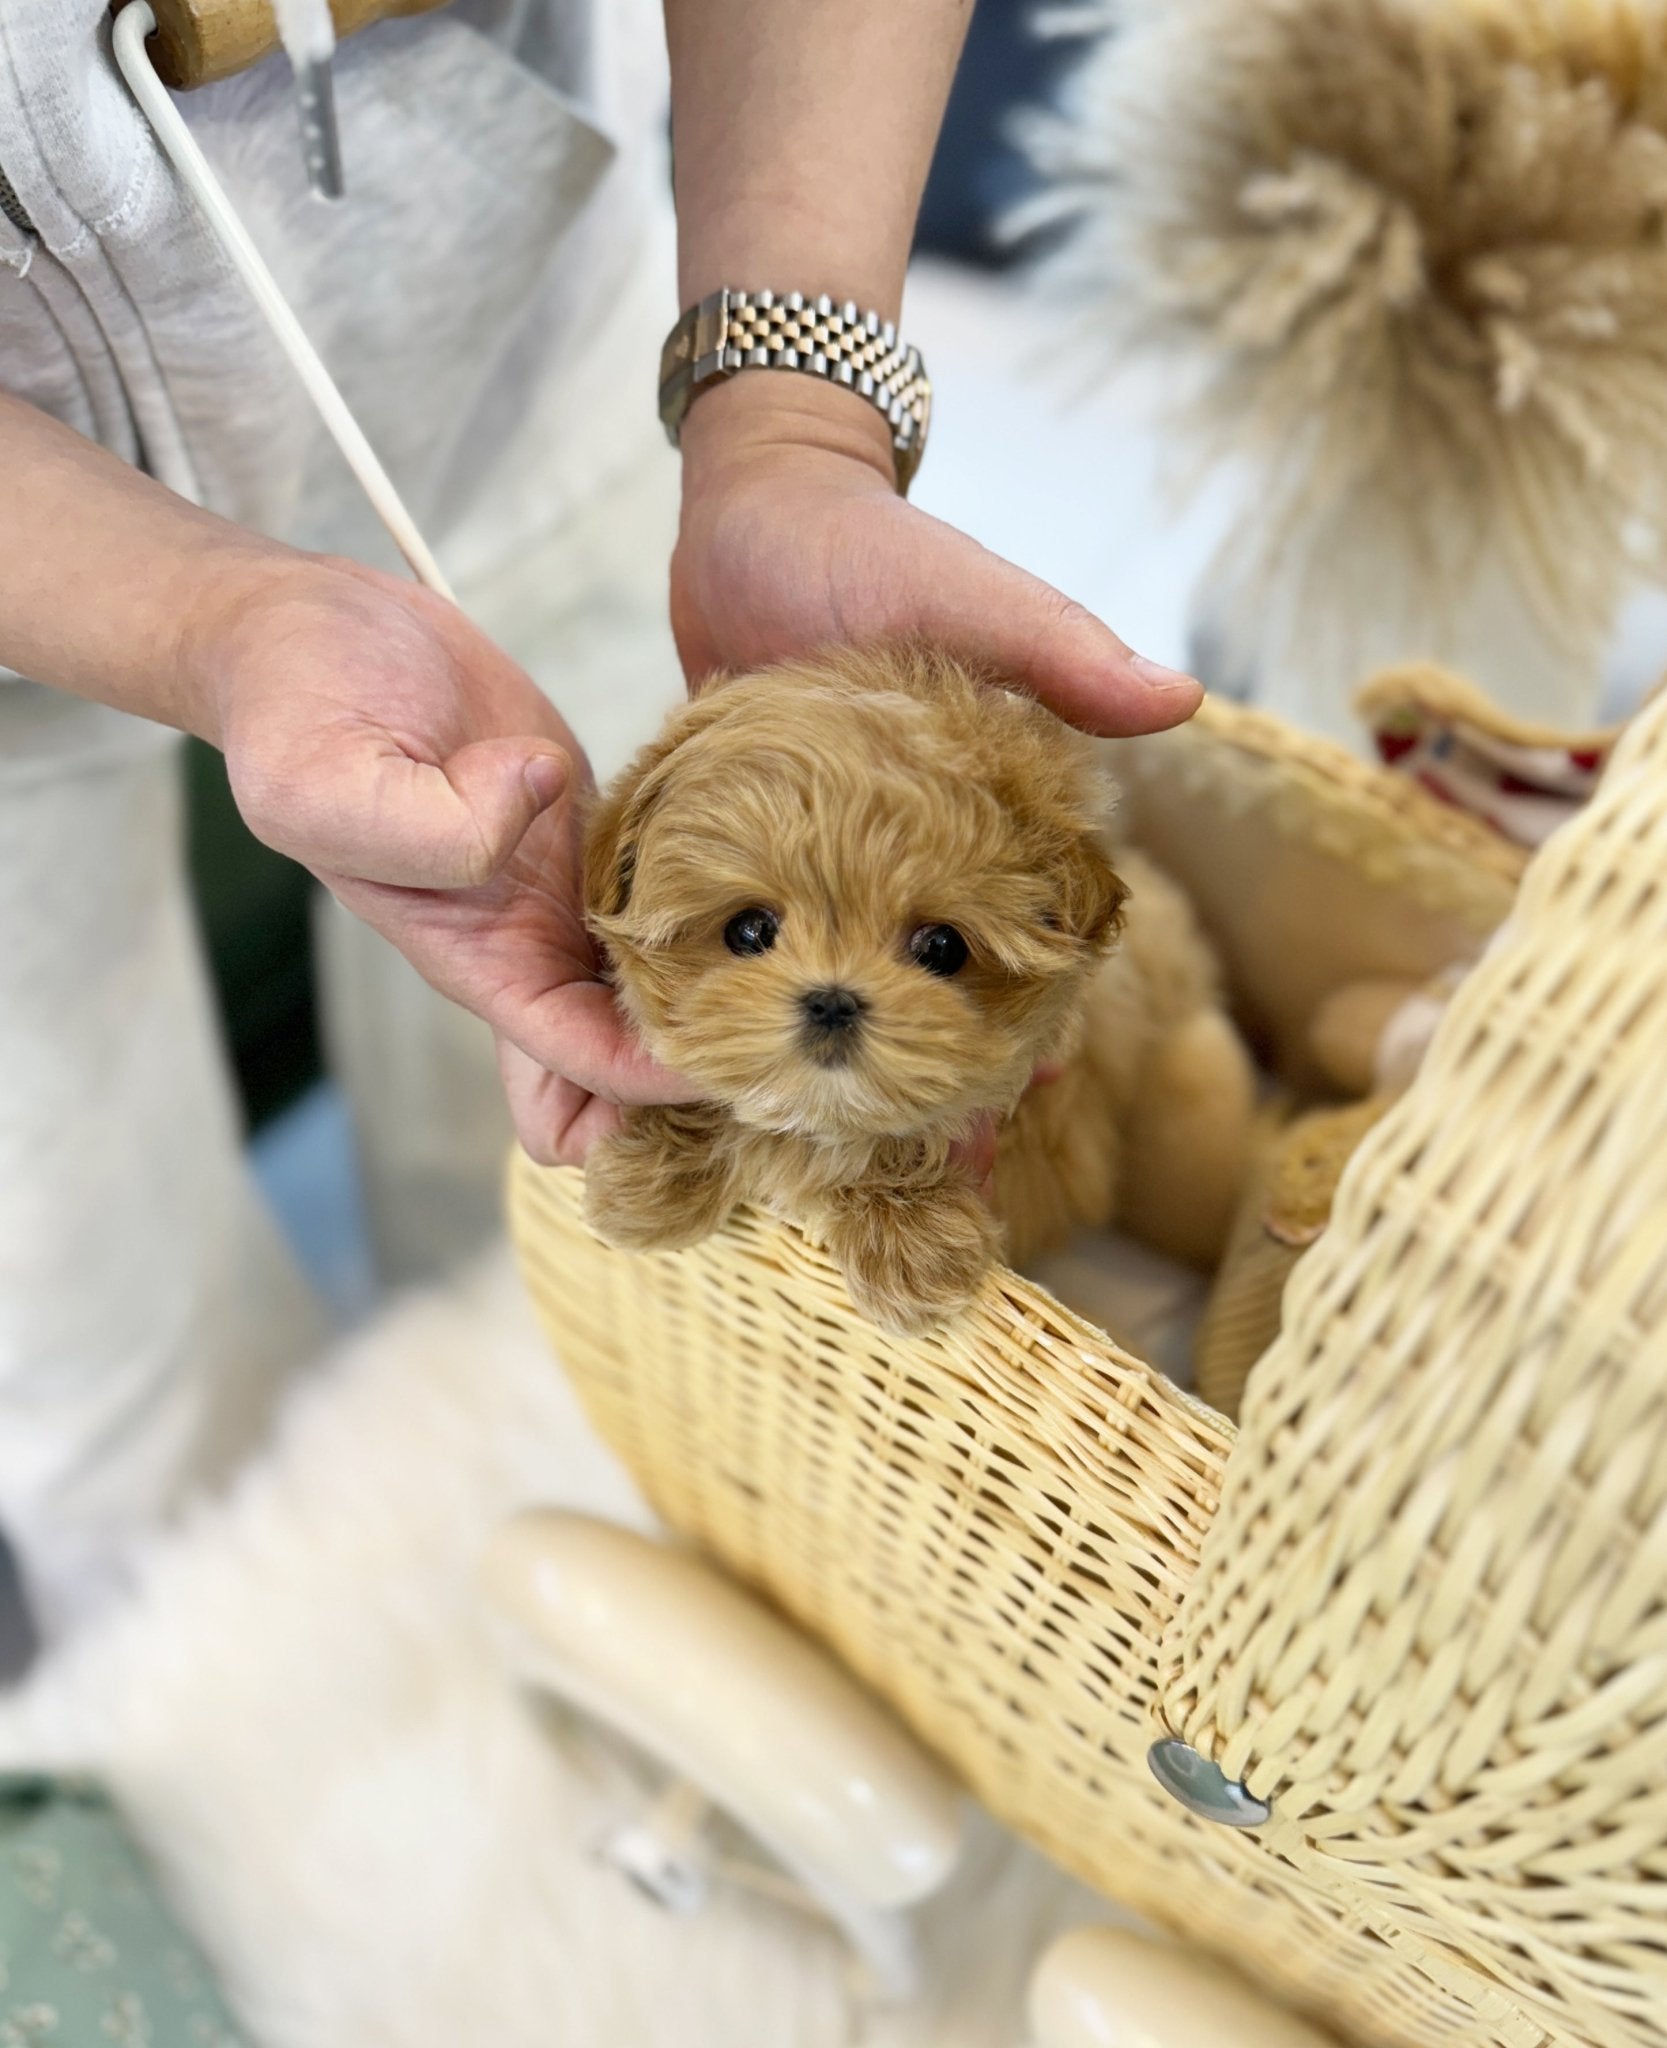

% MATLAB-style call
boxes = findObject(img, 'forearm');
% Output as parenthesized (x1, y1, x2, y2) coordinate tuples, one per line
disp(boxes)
(0, 390, 298, 737)
(667, 0, 968, 315)
(664, 0, 970, 476)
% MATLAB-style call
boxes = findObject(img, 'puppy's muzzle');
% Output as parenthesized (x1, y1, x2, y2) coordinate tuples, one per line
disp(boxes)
(800, 985, 866, 1065)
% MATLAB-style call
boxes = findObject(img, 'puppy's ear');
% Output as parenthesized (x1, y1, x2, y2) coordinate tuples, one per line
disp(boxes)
(1059, 833, 1128, 949)
(583, 685, 741, 929)
(584, 767, 658, 922)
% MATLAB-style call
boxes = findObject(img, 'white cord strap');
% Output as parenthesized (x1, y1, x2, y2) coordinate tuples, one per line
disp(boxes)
(112, 2, 455, 601)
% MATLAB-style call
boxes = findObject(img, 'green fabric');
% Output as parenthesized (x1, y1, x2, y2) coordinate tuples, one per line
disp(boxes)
(0, 1775, 246, 2047)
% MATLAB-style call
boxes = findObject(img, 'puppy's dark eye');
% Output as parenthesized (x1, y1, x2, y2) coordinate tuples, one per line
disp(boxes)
(724, 908, 779, 957)
(909, 923, 969, 978)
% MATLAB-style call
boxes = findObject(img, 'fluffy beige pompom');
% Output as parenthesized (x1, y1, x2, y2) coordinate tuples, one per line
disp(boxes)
(1022, 0, 1667, 735)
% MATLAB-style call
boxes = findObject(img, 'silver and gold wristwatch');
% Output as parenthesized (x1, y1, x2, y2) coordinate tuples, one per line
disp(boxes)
(658, 287, 932, 493)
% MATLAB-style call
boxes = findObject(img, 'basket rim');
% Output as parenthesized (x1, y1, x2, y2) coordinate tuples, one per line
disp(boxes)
(1165, 692, 1530, 893)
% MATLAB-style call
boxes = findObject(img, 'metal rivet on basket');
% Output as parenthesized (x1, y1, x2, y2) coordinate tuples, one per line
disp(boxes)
(1147, 1738, 1272, 1828)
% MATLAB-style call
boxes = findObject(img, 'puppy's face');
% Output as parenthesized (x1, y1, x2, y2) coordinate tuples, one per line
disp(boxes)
(587, 651, 1125, 1142)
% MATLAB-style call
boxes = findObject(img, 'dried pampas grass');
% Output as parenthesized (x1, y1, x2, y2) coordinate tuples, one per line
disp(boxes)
(1020, 0, 1667, 738)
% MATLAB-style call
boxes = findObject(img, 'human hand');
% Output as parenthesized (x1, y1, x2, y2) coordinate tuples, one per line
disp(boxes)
(670, 376, 1202, 732)
(182, 553, 694, 1165)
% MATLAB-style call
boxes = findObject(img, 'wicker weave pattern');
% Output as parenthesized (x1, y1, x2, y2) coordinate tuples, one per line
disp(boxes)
(512, 1162, 1540, 2047)
(1160, 688, 1667, 2048)
(1192, 1138, 1295, 1419)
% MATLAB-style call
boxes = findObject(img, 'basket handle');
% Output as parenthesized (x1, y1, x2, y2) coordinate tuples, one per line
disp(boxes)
(1155, 681, 1667, 1826)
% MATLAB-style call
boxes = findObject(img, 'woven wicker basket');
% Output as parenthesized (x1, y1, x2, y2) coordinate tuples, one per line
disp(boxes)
(509, 691, 1667, 2048)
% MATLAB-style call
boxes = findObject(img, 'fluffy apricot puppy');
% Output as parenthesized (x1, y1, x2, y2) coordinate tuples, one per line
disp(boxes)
(581, 646, 1246, 1331)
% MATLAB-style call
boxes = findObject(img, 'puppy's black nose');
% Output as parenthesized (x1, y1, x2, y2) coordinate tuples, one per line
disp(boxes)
(801, 986, 865, 1035)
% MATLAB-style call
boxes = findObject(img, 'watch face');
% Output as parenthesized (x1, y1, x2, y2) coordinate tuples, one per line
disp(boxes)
(659, 322, 693, 388)
(662, 320, 692, 371)
(657, 307, 710, 440)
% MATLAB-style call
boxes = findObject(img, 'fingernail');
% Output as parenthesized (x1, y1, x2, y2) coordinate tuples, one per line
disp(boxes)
(523, 750, 567, 808)
(1131, 656, 1202, 697)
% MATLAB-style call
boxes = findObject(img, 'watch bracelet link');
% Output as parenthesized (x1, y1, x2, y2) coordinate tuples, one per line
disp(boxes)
(659, 287, 932, 494)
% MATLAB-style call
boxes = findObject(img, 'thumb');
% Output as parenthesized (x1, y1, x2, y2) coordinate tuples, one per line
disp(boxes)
(240, 735, 570, 889)
(904, 524, 1202, 737)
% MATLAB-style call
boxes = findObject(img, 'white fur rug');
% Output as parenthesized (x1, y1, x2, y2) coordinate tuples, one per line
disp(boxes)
(0, 1251, 1112, 2048)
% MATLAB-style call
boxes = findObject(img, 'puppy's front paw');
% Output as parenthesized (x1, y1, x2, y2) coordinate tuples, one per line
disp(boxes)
(583, 1107, 736, 1252)
(826, 1181, 1000, 1336)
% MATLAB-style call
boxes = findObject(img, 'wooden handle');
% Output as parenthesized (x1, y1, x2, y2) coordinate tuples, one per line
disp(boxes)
(131, 0, 451, 91)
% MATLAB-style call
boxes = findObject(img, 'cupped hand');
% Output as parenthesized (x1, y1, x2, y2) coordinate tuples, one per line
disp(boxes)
(670, 376, 1202, 732)
(182, 552, 694, 1166)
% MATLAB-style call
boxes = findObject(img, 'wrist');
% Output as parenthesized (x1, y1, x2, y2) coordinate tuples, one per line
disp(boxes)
(172, 541, 369, 748)
(676, 198, 907, 330)
(678, 370, 898, 501)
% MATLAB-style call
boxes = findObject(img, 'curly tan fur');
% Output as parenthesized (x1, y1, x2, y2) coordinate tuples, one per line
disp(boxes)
(1022, 0, 1667, 730)
(994, 850, 1257, 1271)
(582, 647, 1252, 1332)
